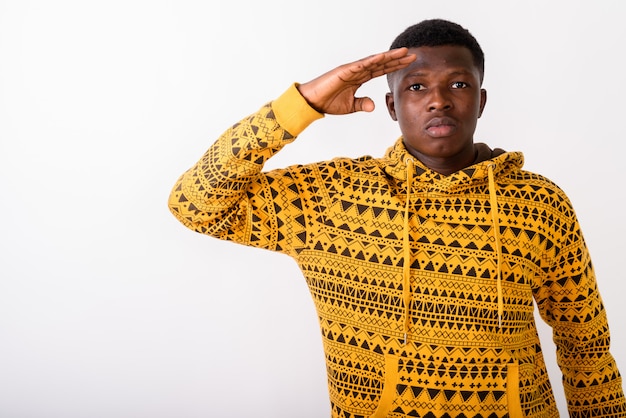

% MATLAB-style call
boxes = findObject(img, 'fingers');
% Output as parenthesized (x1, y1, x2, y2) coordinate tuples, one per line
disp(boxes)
(297, 48, 415, 115)
(346, 48, 416, 81)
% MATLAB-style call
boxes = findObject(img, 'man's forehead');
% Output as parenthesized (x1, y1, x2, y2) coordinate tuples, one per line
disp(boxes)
(404, 46, 480, 77)
(407, 45, 474, 64)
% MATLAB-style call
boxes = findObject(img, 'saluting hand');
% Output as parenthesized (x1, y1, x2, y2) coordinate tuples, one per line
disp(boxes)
(297, 47, 415, 115)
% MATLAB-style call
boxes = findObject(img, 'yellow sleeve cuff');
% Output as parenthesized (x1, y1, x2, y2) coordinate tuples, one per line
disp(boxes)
(271, 83, 324, 137)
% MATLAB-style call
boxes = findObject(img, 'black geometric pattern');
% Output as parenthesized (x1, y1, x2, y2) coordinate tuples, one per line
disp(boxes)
(169, 91, 626, 417)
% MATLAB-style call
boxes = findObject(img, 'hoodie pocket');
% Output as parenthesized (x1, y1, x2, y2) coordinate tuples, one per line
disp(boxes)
(507, 362, 523, 418)
(369, 354, 399, 418)
(369, 354, 523, 418)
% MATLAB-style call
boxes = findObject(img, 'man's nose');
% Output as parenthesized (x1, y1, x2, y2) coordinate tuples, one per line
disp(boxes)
(427, 87, 452, 111)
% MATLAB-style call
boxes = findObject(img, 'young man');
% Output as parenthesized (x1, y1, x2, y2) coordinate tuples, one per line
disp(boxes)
(168, 19, 625, 417)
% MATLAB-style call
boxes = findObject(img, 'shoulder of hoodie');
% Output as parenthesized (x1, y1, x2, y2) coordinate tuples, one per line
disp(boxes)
(481, 149, 576, 213)
(506, 165, 578, 215)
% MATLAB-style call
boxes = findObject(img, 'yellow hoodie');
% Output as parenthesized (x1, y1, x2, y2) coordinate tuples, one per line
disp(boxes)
(169, 84, 625, 418)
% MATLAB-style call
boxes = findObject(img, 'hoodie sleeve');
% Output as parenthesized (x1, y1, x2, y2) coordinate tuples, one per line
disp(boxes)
(533, 196, 626, 417)
(168, 84, 323, 255)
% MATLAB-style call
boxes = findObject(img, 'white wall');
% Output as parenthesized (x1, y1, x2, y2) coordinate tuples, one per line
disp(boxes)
(1, 1, 625, 417)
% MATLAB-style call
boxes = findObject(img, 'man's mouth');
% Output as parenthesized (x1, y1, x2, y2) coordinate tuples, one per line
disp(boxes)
(425, 117, 457, 137)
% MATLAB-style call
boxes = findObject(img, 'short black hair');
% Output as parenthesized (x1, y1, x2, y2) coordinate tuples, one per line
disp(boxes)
(389, 19, 485, 83)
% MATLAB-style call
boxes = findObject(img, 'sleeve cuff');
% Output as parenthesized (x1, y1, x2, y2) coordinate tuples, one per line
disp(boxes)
(271, 83, 324, 136)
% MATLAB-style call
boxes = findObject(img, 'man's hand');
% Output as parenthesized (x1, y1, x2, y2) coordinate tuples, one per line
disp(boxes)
(297, 48, 415, 115)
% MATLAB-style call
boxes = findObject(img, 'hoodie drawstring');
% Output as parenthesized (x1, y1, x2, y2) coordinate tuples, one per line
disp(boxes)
(402, 158, 414, 345)
(487, 164, 504, 329)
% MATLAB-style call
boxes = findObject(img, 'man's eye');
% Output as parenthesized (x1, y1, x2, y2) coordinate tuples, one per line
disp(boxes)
(409, 84, 424, 91)
(451, 81, 468, 89)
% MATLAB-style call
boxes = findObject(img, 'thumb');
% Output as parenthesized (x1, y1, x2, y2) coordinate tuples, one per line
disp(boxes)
(354, 97, 375, 113)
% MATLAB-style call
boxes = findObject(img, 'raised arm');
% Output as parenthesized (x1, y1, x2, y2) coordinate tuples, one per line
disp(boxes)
(168, 49, 415, 253)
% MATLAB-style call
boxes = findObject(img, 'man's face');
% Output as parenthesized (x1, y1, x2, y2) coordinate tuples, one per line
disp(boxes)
(386, 45, 486, 172)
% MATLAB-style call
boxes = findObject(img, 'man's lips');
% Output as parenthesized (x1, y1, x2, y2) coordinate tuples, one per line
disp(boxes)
(425, 117, 457, 137)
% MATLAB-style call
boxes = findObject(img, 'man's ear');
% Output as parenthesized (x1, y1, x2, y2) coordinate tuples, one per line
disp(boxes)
(478, 88, 487, 118)
(385, 92, 397, 121)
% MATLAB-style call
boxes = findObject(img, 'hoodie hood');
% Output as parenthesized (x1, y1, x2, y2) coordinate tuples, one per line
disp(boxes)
(379, 138, 524, 344)
(381, 138, 524, 191)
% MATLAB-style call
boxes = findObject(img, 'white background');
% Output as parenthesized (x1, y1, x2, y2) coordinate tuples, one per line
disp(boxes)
(1, 1, 625, 417)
